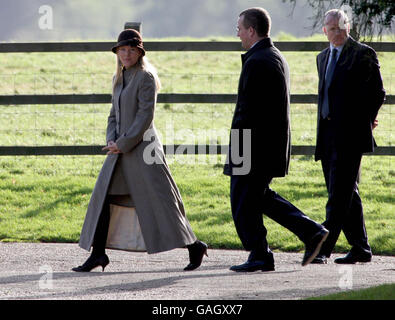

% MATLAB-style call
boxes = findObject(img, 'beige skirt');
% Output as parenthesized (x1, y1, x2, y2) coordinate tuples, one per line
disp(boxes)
(106, 205, 146, 252)
(105, 153, 146, 251)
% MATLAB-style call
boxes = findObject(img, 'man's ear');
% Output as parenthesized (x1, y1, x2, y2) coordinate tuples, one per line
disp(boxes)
(248, 26, 255, 37)
(323, 26, 327, 36)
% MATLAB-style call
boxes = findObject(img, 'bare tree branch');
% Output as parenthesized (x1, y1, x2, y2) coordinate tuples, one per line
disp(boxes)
(283, 0, 395, 40)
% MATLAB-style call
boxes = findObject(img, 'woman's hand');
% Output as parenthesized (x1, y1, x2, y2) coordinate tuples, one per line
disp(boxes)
(372, 119, 378, 130)
(102, 141, 121, 155)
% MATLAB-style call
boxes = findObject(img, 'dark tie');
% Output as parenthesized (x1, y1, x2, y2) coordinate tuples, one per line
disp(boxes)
(321, 48, 338, 119)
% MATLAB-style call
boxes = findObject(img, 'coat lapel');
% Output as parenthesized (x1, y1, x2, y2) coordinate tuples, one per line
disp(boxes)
(112, 66, 139, 137)
(113, 81, 122, 136)
(318, 48, 330, 93)
(113, 71, 124, 108)
(123, 66, 139, 89)
(330, 37, 356, 86)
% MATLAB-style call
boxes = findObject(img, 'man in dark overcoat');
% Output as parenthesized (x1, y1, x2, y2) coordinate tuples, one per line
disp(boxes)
(313, 9, 385, 264)
(224, 7, 329, 272)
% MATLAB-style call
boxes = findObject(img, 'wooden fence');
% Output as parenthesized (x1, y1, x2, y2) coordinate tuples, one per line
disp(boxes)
(0, 40, 394, 156)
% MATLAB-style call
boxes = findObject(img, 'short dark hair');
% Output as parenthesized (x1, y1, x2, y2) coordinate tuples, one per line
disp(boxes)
(239, 7, 271, 37)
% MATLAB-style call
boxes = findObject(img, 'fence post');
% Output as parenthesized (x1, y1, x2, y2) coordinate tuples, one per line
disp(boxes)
(124, 22, 142, 33)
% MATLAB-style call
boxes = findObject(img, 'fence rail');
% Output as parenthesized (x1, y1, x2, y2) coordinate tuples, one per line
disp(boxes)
(0, 93, 394, 105)
(0, 145, 393, 157)
(1, 41, 394, 52)
(1, 40, 393, 157)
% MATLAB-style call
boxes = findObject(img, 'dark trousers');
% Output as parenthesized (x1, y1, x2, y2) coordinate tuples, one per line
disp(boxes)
(319, 119, 371, 257)
(91, 197, 111, 257)
(230, 174, 323, 262)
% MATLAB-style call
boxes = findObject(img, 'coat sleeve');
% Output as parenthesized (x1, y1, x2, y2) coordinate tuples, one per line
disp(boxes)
(358, 47, 386, 123)
(106, 96, 117, 143)
(106, 76, 117, 143)
(116, 71, 156, 153)
(315, 55, 321, 77)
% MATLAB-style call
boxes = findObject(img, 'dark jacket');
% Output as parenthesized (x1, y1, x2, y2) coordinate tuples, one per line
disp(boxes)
(224, 37, 291, 178)
(315, 37, 385, 160)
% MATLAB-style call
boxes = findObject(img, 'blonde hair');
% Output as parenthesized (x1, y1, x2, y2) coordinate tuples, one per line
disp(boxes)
(112, 54, 161, 93)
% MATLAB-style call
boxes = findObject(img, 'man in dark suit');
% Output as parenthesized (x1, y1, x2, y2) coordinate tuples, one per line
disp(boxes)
(224, 7, 329, 272)
(313, 9, 385, 264)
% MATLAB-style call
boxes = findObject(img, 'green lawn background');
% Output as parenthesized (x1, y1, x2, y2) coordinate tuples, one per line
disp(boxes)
(0, 34, 393, 255)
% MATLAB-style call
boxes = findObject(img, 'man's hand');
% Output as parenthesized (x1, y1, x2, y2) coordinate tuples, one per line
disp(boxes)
(102, 141, 121, 155)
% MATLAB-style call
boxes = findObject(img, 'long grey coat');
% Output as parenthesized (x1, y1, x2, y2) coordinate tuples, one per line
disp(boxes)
(79, 65, 197, 254)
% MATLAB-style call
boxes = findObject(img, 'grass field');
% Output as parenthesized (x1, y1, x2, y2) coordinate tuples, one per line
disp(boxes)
(307, 283, 395, 300)
(0, 35, 393, 255)
(0, 154, 393, 255)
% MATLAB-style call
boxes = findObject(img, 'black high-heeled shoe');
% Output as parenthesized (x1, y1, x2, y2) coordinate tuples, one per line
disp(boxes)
(184, 240, 208, 271)
(72, 254, 109, 272)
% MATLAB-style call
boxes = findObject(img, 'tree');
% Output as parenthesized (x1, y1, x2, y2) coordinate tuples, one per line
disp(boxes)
(284, 0, 395, 40)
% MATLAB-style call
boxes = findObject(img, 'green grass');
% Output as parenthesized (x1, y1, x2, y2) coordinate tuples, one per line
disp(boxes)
(0, 154, 393, 255)
(0, 35, 393, 254)
(307, 283, 395, 300)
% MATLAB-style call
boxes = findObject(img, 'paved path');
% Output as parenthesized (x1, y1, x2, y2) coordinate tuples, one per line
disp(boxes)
(0, 243, 393, 300)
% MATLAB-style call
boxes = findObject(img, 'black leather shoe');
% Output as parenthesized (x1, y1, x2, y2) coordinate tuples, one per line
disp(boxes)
(184, 240, 208, 271)
(230, 260, 275, 272)
(310, 254, 328, 264)
(72, 254, 109, 272)
(334, 251, 372, 264)
(302, 228, 329, 266)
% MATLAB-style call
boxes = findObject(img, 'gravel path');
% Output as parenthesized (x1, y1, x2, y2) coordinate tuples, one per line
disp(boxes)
(0, 243, 393, 300)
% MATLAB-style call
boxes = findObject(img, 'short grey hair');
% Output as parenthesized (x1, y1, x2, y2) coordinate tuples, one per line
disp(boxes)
(324, 9, 350, 26)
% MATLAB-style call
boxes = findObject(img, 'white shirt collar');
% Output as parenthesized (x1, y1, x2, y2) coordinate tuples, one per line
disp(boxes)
(250, 41, 259, 50)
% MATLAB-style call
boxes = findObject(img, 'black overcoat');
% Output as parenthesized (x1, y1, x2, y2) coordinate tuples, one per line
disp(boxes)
(224, 38, 291, 178)
(315, 37, 385, 160)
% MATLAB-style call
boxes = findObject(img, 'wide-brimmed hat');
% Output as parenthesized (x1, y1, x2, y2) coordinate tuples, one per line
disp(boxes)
(111, 29, 145, 55)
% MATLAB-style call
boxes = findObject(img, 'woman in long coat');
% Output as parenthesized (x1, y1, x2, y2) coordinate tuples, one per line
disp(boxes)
(72, 29, 208, 272)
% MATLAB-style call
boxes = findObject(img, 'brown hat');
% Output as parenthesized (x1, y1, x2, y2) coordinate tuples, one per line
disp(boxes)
(111, 29, 145, 55)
